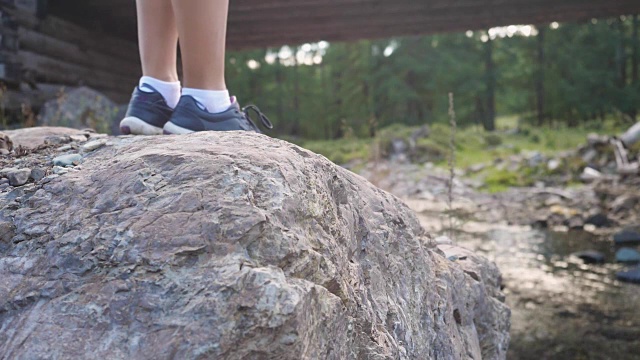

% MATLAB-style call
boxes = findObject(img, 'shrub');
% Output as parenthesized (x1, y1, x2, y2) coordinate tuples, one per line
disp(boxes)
(484, 133, 503, 147)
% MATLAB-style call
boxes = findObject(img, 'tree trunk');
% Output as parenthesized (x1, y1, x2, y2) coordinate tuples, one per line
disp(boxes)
(536, 26, 546, 126)
(484, 33, 496, 131)
(292, 47, 301, 137)
(617, 18, 627, 88)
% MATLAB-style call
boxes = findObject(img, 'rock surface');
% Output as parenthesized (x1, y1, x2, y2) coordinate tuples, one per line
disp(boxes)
(3, 126, 90, 149)
(0, 132, 510, 359)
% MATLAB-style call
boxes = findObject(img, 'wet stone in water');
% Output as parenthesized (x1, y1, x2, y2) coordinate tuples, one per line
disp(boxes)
(572, 250, 605, 264)
(614, 229, 640, 245)
(616, 248, 640, 263)
(616, 267, 640, 284)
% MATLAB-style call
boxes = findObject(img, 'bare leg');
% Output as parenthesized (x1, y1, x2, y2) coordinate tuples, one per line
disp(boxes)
(171, 0, 229, 90)
(136, 0, 179, 82)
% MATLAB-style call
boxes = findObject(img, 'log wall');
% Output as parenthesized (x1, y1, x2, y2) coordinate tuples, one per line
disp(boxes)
(0, 0, 140, 114)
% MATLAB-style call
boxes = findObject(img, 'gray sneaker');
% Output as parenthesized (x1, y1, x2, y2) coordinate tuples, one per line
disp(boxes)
(120, 85, 173, 135)
(163, 96, 273, 134)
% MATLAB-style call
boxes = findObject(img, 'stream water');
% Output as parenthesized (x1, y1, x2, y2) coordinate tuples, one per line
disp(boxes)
(454, 228, 640, 359)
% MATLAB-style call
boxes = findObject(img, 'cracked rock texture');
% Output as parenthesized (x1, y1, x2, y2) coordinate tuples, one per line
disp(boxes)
(0, 131, 509, 359)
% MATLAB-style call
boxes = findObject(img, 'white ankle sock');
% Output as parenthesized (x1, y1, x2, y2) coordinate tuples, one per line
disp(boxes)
(182, 88, 232, 113)
(138, 76, 181, 109)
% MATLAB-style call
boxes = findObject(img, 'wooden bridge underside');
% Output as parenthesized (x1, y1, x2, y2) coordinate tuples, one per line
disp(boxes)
(53, 0, 640, 49)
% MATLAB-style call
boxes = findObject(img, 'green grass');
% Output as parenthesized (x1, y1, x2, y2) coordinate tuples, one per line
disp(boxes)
(297, 115, 629, 192)
(299, 137, 371, 165)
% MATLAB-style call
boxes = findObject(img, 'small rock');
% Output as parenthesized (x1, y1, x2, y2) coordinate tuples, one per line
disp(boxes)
(614, 229, 640, 245)
(52, 154, 82, 167)
(564, 215, 584, 230)
(435, 236, 453, 245)
(610, 194, 639, 213)
(0, 167, 17, 178)
(468, 164, 486, 174)
(6, 168, 31, 186)
(616, 266, 640, 284)
(0, 183, 9, 191)
(580, 167, 601, 181)
(526, 151, 544, 167)
(70, 135, 88, 142)
(616, 248, 640, 263)
(544, 196, 563, 207)
(44, 135, 72, 145)
(0, 131, 13, 152)
(547, 159, 561, 171)
(572, 250, 605, 264)
(52, 166, 69, 175)
(56, 145, 73, 152)
(41, 174, 60, 183)
(0, 149, 9, 155)
(0, 178, 8, 185)
(586, 133, 609, 146)
(581, 149, 598, 163)
(584, 213, 611, 228)
(531, 218, 548, 228)
(88, 133, 108, 140)
(81, 139, 107, 152)
(30, 168, 46, 182)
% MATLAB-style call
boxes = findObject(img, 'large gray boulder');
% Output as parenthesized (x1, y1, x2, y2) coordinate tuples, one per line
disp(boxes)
(0, 132, 509, 359)
(37, 87, 126, 135)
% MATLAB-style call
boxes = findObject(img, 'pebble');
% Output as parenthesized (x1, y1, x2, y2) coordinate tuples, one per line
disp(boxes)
(435, 236, 453, 245)
(30, 168, 46, 182)
(613, 229, 640, 245)
(0, 167, 17, 178)
(0, 178, 8, 185)
(616, 266, 640, 284)
(81, 139, 107, 152)
(6, 168, 31, 186)
(616, 248, 640, 263)
(56, 145, 73, 152)
(52, 166, 69, 175)
(564, 215, 584, 230)
(52, 154, 82, 167)
(584, 213, 611, 228)
(0, 183, 9, 191)
(547, 159, 561, 171)
(70, 135, 88, 142)
(0, 149, 9, 155)
(572, 250, 605, 264)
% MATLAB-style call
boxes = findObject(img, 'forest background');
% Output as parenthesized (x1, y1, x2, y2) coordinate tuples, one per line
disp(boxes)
(226, 16, 639, 156)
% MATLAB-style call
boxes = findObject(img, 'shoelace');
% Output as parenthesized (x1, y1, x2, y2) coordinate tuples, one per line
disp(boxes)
(242, 105, 274, 130)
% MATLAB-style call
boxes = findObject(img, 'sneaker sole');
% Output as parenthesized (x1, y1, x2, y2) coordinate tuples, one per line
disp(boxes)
(163, 122, 195, 135)
(120, 117, 164, 136)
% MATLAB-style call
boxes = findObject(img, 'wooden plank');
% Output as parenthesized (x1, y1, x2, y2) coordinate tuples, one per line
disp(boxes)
(17, 49, 136, 94)
(0, 5, 140, 63)
(226, 1, 640, 47)
(17, 27, 141, 78)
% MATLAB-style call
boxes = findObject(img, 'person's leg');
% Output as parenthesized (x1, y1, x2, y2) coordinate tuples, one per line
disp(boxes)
(164, 0, 273, 134)
(136, 0, 181, 108)
(171, 0, 231, 113)
(120, 0, 180, 135)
